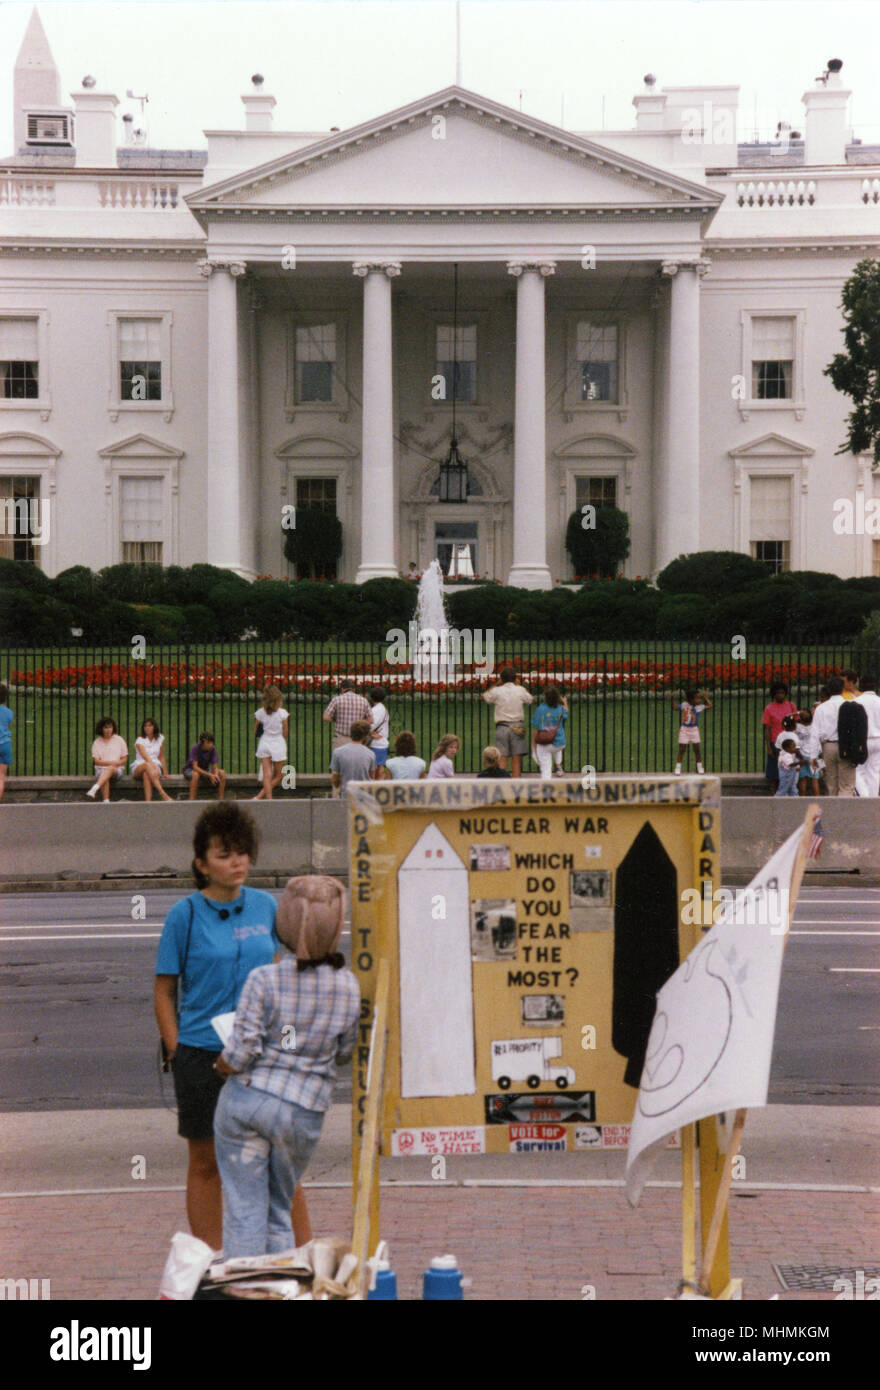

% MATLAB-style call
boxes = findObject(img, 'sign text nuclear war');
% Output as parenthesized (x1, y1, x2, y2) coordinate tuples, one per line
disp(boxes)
(349, 776, 721, 1158)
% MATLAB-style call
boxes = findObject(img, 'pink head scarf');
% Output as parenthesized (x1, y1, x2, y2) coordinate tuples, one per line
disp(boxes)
(275, 875, 346, 961)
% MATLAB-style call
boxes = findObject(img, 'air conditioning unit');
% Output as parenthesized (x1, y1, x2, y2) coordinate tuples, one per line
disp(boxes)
(26, 112, 74, 146)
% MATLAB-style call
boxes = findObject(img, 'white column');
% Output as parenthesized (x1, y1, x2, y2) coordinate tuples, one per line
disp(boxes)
(200, 257, 249, 576)
(506, 259, 555, 590)
(353, 259, 401, 583)
(655, 258, 707, 572)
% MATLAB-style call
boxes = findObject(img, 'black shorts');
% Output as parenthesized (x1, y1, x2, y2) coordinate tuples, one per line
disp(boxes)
(172, 1042, 224, 1140)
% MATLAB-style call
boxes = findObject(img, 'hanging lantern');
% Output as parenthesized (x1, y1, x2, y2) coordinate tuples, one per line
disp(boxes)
(435, 263, 470, 502)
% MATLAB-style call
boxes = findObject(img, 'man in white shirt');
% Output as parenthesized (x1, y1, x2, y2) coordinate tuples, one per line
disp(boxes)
(812, 676, 853, 796)
(481, 667, 534, 777)
(856, 676, 880, 797)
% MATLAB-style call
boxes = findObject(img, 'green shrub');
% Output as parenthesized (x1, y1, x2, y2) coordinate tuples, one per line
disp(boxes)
(566, 580, 662, 639)
(242, 581, 297, 640)
(656, 551, 767, 597)
(346, 579, 416, 640)
(0, 587, 73, 643)
(53, 565, 96, 605)
(127, 603, 189, 643)
(181, 604, 220, 642)
(655, 594, 717, 639)
(565, 506, 630, 578)
(283, 508, 343, 577)
(0, 559, 51, 594)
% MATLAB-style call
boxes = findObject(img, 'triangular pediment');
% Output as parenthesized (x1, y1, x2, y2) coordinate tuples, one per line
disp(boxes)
(98, 433, 185, 459)
(728, 432, 814, 458)
(188, 86, 720, 215)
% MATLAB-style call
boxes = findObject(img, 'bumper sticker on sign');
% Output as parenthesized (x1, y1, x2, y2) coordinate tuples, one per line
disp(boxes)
(574, 1123, 681, 1150)
(485, 1091, 595, 1125)
(391, 1126, 485, 1156)
(508, 1123, 568, 1153)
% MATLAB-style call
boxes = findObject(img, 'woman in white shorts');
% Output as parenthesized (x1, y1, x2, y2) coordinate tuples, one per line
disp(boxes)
(132, 717, 173, 802)
(253, 684, 290, 800)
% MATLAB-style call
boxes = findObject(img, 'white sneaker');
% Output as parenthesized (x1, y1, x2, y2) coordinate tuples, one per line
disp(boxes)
(674, 764, 682, 776)
(86, 783, 100, 798)
(696, 763, 705, 774)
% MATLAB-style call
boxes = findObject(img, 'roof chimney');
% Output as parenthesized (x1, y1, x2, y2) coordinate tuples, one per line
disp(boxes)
(242, 74, 276, 131)
(801, 59, 850, 165)
(71, 83, 119, 166)
(632, 73, 666, 131)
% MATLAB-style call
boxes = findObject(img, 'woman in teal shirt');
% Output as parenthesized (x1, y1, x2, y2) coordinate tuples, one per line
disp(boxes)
(0, 682, 13, 802)
(154, 802, 292, 1248)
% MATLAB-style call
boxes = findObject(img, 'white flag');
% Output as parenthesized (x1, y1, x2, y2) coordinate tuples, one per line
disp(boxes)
(625, 823, 803, 1205)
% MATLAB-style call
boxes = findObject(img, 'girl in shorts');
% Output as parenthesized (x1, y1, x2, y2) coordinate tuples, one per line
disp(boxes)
(673, 688, 711, 775)
(154, 802, 311, 1250)
(87, 716, 128, 801)
(253, 684, 289, 801)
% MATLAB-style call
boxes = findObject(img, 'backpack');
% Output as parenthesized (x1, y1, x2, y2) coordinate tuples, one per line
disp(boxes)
(838, 700, 868, 765)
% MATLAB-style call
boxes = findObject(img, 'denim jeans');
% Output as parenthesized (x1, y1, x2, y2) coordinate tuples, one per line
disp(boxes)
(214, 1078, 324, 1257)
(774, 764, 798, 797)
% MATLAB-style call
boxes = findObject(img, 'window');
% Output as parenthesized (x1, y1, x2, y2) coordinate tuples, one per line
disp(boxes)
(576, 322, 618, 403)
(120, 476, 164, 565)
(575, 476, 617, 510)
(749, 476, 791, 573)
(0, 476, 40, 563)
(295, 477, 337, 514)
(435, 325, 477, 404)
(295, 324, 336, 403)
(435, 522, 479, 577)
(119, 319, 162, 401)
(751, 317, 794, 400)
(0, 319, 39, 399)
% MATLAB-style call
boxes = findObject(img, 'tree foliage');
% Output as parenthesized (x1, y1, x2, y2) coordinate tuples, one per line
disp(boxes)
(824, 258, 880, 466)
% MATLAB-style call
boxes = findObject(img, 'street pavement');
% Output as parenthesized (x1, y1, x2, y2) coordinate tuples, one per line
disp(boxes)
(1, 886, 877, 1299)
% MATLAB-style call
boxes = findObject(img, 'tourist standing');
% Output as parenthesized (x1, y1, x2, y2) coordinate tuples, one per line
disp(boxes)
(761, 683, 798, 791)
(531, 684, 569, 781)
(0, 682, 14, 802)
(87, 716, 128, 801)
(481, 667, 533, 777)
(774, 739, 801, 797)
(153, 803, 311, 1249)
(213, 876, 359, 1258)
(812, 676, 852, 796)
(856, 677, 880, 796)
(673, 688, 711, 775)
(253, 684, 289, 801)
(368, 687, 390, 771)
(322, 680, 372, 752)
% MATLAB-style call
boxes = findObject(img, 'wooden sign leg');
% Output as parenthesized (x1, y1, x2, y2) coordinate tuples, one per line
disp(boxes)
(352, 958, 390, 1298)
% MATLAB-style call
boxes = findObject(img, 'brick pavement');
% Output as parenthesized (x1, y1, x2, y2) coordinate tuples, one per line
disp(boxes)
(1, 1185, 877, 1301)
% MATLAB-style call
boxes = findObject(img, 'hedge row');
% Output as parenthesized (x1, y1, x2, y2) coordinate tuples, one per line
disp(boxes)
(1, 555, 880, 645)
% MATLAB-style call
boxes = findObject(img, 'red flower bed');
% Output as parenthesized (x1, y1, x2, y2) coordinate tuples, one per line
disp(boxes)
(9, 656, 843, 696)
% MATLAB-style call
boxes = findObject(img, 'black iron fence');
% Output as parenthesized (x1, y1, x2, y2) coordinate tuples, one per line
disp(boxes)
(0, 639, 863, 779)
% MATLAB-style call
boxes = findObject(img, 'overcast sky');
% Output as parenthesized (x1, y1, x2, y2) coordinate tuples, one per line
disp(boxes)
(2, 0, 879, 157)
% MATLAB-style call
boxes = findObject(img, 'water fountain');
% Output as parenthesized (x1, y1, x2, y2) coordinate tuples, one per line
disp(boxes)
(412, 559, 456, 684)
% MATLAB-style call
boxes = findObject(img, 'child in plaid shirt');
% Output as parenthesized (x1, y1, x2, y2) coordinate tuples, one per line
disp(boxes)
(213, 876, 359, 1257)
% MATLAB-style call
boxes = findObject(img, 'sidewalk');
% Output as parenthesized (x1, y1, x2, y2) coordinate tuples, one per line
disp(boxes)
(1, 1104, 878, 1300)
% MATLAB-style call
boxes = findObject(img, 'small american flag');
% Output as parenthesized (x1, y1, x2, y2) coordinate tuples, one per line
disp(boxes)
(807, 816, 825, 859)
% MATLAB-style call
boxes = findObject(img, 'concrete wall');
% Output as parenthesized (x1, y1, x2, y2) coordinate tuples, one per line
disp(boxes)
(1, 796, 877, 885)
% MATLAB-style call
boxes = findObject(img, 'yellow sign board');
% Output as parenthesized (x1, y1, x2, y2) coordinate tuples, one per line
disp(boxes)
(349, 775, 720, 1159)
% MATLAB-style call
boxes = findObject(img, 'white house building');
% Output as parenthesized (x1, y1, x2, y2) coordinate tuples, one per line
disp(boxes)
(2, 9, 879, 586)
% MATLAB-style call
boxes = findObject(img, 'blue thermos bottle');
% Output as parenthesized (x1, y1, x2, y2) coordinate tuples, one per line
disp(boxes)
(423, 1254, 464, 1300)
(366, 1258, 398, 1300)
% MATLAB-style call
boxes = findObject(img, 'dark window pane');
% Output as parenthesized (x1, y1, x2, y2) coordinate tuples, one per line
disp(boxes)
(1, 361, 39, 398)
(121, 360, 162, 400)
(297, 361, 333, 402)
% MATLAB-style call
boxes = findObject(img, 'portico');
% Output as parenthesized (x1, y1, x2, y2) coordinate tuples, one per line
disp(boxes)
(185, 87, 722, 584)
